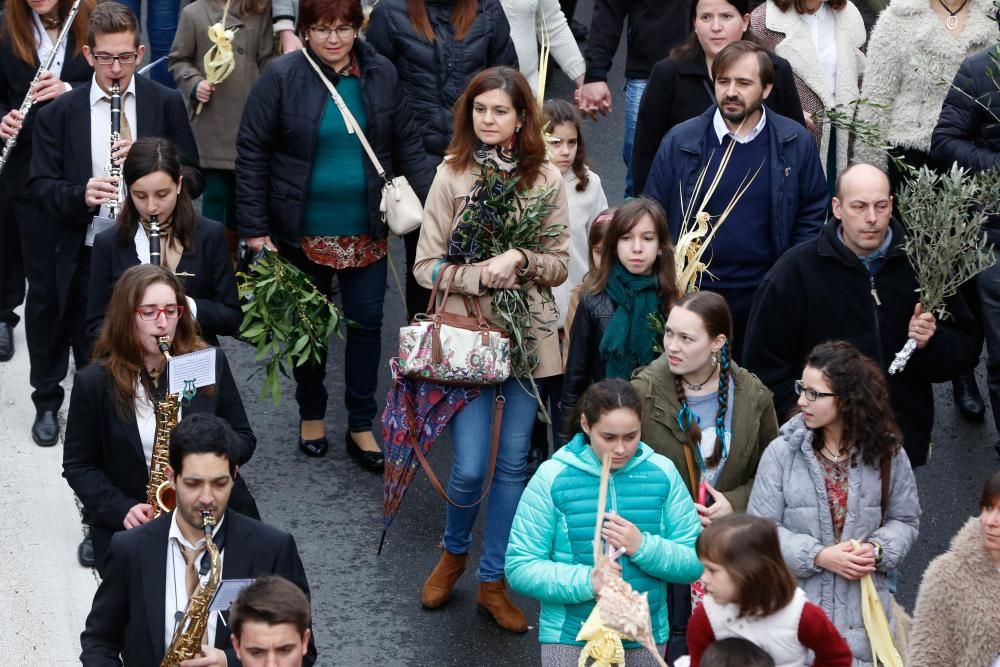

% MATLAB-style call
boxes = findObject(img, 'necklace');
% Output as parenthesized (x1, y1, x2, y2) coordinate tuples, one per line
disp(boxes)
(820, 445, 847, 462)
(683, 367, 717, 392)
(937, 0, 969, 30)
(40, 14, 61, 29)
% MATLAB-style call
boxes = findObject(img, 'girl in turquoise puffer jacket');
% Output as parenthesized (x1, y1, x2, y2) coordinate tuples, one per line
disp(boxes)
(506, 378, 703, 666)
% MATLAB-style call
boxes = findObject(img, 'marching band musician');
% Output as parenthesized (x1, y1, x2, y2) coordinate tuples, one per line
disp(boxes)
(0, 0, 94, 367)
(26, 1, 202, 449)
(80, 412, 317, 667)
(63, 264, 259, 575)
(87, 137, 240, 346)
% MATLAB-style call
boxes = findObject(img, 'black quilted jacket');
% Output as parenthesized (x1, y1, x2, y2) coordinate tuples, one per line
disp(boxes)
(562, 290, 616, 421)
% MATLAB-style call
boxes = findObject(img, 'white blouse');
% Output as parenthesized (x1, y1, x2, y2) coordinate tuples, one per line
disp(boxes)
(799, 3, 838, 104)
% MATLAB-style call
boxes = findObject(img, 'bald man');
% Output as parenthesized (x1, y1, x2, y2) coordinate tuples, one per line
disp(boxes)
(742, 163, 978, 467)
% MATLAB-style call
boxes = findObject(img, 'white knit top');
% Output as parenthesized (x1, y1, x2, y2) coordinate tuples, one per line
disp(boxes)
(499, 0, 586, 92)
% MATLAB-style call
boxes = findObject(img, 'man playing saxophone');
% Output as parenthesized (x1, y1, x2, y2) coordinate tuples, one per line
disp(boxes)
(62, 265, 260, 574)
(80, 412, 317, 667)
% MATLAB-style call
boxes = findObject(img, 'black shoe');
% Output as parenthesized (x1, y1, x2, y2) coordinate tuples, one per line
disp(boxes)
(77, 533, 96, 568)
(298, 420, 328, 457)
(953, 373, 985, 422)
(0, 322, 13, 362)
(32, 410, 59, 446)
(346, 431, 384, 471)
(569, 18, 588, 41)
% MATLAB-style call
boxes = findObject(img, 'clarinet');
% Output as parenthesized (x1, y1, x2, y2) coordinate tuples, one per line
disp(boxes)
(149, 215, 161, 266)
(105, 79, 125, 219)
(0, 0, 85, 175)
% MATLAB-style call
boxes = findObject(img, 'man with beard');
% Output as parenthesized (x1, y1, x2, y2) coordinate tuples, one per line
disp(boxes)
(644, 41, 827, 358)
(79, 414, 317, 666)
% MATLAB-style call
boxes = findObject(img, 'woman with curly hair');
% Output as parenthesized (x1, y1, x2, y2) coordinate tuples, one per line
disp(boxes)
(748, 340, 921, 666)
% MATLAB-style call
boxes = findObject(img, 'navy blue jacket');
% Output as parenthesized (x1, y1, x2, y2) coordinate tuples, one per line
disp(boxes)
(931, 47, 1000, 174)
(643, 106, 828, 255)
(235, 41, 433, 247)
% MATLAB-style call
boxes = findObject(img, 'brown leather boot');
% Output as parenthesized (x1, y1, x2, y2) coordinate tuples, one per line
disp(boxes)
(476, 579, 528, 633)
(421, 548, 467, 609)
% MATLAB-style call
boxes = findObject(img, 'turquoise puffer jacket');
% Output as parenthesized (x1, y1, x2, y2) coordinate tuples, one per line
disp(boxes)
(506, 434, 703, 646)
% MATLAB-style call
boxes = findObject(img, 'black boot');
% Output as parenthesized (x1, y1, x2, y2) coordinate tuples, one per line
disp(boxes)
(953, 373, 985, 422)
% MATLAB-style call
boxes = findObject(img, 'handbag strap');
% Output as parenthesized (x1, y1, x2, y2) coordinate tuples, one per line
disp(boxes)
(410, 394, 505, 508)
(301, 48, 388, 181)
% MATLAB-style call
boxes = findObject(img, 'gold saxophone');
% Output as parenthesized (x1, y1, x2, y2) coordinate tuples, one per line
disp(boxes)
(147, 335, 180, 515)
(161, 510, 222, 667)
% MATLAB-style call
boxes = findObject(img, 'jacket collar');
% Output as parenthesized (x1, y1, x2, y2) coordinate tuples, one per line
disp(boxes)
(763, 0, 866, 108)
(816, 217, 907, 269)
(678, 105, 800, 155)
(948, 517, 998, 573)
(556, 433, 654, 476)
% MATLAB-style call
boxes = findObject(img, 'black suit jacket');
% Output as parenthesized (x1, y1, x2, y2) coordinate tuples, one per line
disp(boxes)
(62, 348, 258, 571)
(81, 510, 318, 667)
(27, 76, 204, 313)
(86, 216, 241, 345)
(0, 27, 93, 196)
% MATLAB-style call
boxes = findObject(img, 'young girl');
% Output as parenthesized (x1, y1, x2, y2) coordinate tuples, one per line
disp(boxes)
(168, 0, 273, 251)
(748, 341, 920, 666)
(561, 197, 676, 421)
(506, 378, 702, 667)
(543, 99, 609, 335)
(686, 514, 852, 667)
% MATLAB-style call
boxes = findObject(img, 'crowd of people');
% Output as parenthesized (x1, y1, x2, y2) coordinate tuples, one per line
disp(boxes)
(0, 0, 997, 664)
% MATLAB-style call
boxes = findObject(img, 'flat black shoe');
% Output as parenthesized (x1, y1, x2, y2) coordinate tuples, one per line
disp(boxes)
(953, 374, 985, 422)
(32, 410, 59, 447)
(346, 431, 384, 471)
(77, 533, 96, 568)
(298, 421, 328, 457)
(0, 322, 12, 361)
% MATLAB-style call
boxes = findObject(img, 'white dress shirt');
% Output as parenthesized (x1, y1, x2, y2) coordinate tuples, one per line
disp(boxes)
(89, 75, 137, 216)
(713, 107, 768, 144)
(32, 12, 66, 78)
(164, 512, 225, 652)
(800, 2, 838, 105)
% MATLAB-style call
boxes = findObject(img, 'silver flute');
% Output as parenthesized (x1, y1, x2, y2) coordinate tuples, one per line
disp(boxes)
(105, 79, 125, 218)
(0, 0, 85, 175)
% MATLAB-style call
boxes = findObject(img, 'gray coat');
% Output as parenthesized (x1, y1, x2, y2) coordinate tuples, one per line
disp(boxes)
(748, 415, 921, 666)
(169, 0, 275, 170)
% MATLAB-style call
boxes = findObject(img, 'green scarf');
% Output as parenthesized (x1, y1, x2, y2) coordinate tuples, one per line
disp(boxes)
(599, 262, 660, 379)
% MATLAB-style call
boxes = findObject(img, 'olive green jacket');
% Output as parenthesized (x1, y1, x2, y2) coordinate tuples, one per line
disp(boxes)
(631, 354, 779, 511)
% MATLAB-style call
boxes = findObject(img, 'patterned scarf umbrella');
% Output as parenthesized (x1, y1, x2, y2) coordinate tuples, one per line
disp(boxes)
(379, 358, 479, 554)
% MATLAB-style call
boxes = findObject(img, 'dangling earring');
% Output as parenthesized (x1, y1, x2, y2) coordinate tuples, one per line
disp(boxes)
(711, 353, 719, 367)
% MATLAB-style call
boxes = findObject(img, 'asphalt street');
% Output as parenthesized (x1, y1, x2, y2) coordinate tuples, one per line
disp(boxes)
(223, 23, 998, 665)
(219, 11, 1000, 667)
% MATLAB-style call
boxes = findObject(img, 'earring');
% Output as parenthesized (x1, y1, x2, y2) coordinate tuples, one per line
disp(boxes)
(711, 353, 719, 366)
(515, 126, 522, 133)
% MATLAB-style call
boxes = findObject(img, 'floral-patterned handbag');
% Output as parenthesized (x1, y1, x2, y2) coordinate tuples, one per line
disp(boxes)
(398, 264, 511, 386)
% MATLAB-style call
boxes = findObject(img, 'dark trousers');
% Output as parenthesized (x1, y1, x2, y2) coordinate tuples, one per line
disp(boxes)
(282, 244, 386, 430)
(0, 189, 23, 325)
(703, 285, 757, 363)
(16, 197, 91, 412)
(403, 228, 431, 321)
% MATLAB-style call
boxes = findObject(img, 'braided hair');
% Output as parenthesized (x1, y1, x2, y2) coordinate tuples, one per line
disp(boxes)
(671, 292, 734, 469)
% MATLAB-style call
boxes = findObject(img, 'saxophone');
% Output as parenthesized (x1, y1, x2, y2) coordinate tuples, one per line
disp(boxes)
(105, 79, 126, 219)
(147, 335, 180, 515)
(161, 510, 222, 667)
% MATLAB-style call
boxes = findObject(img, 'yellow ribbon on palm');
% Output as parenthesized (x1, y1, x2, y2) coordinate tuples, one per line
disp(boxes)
(852, 540, 904, 667)
(196, 0, 239, 115)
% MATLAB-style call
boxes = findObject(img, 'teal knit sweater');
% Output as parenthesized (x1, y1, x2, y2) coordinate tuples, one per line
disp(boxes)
(302, 77, 369, 237)
(506, 434, 703, 646)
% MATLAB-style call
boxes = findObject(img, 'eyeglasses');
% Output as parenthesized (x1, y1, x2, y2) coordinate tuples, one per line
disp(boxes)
(92, 52, 139, 65)
(135, 305, 185, 321)
(794, 380, 836, 402)
(309, 25, 356, 40)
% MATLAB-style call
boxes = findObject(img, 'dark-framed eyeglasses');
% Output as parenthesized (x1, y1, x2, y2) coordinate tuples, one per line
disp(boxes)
(794, 380, 836, 402)
(309, 25, 356, 40)
(93, 52, 139, 65)
(135, 305, 184, 321)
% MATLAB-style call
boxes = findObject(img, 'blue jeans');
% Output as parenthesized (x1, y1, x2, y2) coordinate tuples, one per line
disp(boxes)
(442, 378, 537, 581)
(120, 0, 178, 88)
(623, 78, 648, 198)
